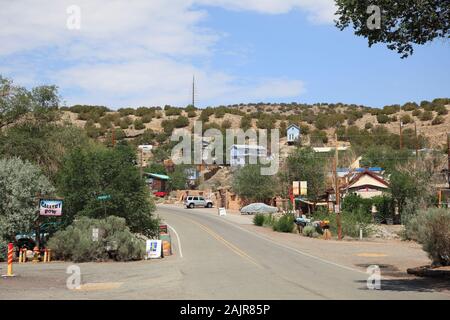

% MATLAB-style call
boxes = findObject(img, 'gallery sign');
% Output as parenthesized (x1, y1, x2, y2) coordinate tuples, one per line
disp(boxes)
(39, 199, 63, 216)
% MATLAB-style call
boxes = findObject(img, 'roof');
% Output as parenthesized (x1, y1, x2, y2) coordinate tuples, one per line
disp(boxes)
(336, 167, 383, 173)
(347, 169, 389, 189)
(145, 173, 171, 180)
(287, 124, 300, 130)
(313, 147, 349, 153)
(231, 144, 266, 150)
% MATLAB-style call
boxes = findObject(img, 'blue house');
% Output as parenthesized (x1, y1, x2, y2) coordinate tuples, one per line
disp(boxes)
(287, 124, 301, 145)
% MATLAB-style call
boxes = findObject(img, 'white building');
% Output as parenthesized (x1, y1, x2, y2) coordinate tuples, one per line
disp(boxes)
(230, 144, 267, 167)
(287, 124, 301, 144)
(138, 145, 153, 153)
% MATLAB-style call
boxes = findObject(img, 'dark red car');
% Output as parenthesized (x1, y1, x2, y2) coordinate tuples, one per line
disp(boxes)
(153, 191, 168, 198)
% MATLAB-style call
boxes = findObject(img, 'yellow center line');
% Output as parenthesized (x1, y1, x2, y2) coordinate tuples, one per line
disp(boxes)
(183, 216, 263, 269)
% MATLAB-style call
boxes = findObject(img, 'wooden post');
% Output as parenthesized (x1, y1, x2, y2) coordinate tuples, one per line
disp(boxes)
(335, 134, 342, 240)
(399, 121, 403, 150)
(415, 123, 418, 159)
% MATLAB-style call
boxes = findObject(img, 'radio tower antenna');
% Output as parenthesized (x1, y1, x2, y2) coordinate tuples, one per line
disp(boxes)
(192, 75, 196, 108)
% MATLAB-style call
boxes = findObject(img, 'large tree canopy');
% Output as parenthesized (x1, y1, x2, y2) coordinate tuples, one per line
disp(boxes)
(285, 147, 327, 203)
(0, 75, 61, 128)
(0, 158, 55, 240)
(57, 144, 158, 237)
(335, 0, 450, 58)
(232, 165, 276, 203)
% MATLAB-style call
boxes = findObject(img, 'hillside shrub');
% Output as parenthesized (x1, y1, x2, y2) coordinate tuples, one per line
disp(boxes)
(187, 110, 197, 118)
(134, 119, 145, 130)
(400, 114, 412, 124)
(221, 119, 232, 130)
(377, 114, 390, 124)
(432, 115, 445, 125)
(48, 216, 145, 262)
(165, 107, 182, 117)
(174, 116, 189, 128)
(420, 111, 433, 121)
(141, 114, 152, 123)
(118, 108, 135, 116)
(412, 109, 422, 117)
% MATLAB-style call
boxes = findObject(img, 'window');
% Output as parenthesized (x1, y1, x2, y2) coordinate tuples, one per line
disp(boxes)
(193, 197, 199, 201)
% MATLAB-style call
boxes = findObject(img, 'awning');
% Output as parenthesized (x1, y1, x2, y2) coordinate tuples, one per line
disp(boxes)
(145, 173, 171, 180)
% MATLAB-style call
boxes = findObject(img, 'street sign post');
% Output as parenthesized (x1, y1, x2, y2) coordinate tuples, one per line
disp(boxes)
(97, 195, 112, 201)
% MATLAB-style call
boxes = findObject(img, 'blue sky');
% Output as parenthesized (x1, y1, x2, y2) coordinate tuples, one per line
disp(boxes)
(1, 1, 449, 109)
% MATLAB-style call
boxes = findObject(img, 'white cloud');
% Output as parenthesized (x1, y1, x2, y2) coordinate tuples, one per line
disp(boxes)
(0, 0, 315, 108)
(196, 0, 336, 23)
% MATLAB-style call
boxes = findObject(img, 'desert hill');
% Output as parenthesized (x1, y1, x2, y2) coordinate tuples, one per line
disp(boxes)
(60, 99, 450, 149)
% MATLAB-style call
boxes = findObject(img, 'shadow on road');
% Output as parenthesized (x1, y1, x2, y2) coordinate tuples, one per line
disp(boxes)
(356, 278, 450, 293)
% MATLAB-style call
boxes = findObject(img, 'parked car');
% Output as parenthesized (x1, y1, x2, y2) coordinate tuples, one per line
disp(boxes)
(154, 191, 168, 198)
(185, 196, 213, 209)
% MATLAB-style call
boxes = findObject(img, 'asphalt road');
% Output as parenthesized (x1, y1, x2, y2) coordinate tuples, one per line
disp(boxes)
(157, 205, 449, 300)
(1, 205, 448, 300)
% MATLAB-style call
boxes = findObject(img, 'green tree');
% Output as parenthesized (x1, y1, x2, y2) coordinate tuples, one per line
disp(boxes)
(0, 123, 92, 181)
(232, 165, 276, 202)
(169, 165, 190, 191)
(240, 115, 252, 131)
(57, 145, 158, 237)
(285, 147, 327, 204)
(335, 1, 450, 58)
(0, 158, 55, 241)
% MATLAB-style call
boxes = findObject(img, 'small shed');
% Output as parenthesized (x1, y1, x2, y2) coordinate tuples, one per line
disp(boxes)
(144, 173, 171, 192)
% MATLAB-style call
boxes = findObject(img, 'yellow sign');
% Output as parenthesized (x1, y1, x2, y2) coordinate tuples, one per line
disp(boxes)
(292, 181, 300, 196)
(300, 181, 308, 196)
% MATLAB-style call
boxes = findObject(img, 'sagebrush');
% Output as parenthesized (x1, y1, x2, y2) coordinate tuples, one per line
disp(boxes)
(48, 216, 145, 262)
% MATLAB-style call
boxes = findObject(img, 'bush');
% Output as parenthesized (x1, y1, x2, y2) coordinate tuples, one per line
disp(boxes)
(272, 214, 295, 233)
(400, 114, 412, 124)
(263, 214, 275, 227)
(48, 216, 145, 262)
(134, 119, 145, 130)
(302, 225, 316, 237)
(253, 214, 265, 227)
(420, 111, 433, 121)
(141, 114, 152, 123)
(118, 108, 135, 116)
(187, 110, 197, 118)
(432, 115, 445, 125)
(377, 114, 390, 124)
(313, 209, 374, 239)
(221, 119, 232, 130)
(0, 237, 7, 262)
(413, 208, 450, 266)
(174, 116, 189, 128)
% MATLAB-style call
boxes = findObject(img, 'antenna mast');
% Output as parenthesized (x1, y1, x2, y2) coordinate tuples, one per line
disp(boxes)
(192, 75, 195, 108)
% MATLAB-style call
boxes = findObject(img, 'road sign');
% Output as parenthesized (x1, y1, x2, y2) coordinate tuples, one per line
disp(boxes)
(218, 208, 227, 216)
(97, 195, 112, 201)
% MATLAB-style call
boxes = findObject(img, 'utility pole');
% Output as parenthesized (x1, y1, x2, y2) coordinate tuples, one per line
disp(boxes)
(447, 133, 450, 189)
(335, 133, 342, 240)
(140, 148, 144, 179)
(111, 129, 116, 147)
(192, 75, 196, 108)
(415, 122, 418, 160)
(399, 121, 403, 150)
